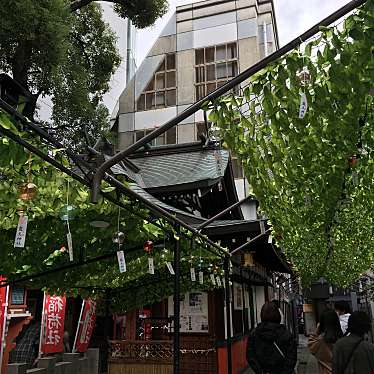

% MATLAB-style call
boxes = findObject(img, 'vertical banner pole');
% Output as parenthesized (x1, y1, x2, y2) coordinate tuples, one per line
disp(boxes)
(240, 269, 245, 334)
(0, 284, 9, 370)
(38, 292, 46, 359)
(72, 300, 85, 353)
(224, 258, 233, 374)
(173, 226, 181, 374)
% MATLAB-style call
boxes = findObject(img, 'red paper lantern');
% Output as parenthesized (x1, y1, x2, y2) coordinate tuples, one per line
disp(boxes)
(348, 155, 359, 168)
(144, 240, 154, 254)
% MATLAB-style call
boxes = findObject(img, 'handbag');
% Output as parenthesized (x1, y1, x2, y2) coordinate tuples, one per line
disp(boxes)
(308, 335, 333, 371)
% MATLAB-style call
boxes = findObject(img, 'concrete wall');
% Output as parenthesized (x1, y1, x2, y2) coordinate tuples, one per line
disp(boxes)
(7, 349, 99, 374)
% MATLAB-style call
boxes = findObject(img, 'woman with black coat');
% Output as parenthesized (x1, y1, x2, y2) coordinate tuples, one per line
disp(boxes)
(246, 302, 297, 374)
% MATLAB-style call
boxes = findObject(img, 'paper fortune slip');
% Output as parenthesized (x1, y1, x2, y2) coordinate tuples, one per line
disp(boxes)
(117, 250, 126, 273)
(14, 215, 28, 248)
(67, 232, 73, 262)
(190, 267, 196, 282)
(216, 276, 222, 287)
(148, 257, 155, 274)
(199, 271, 204, 284)
(166, 262, 175, 275)
(299, 93, 308, 119)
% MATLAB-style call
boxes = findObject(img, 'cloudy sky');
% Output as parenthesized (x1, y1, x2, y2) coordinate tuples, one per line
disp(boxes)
(100, 0, 351, 113)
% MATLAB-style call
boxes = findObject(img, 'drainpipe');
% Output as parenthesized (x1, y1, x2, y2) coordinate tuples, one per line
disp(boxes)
(126, 20, 133, 84)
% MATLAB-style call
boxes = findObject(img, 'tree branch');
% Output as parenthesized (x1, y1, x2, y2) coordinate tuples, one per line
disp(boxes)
(72, 34, 92, 69)
(70, 0, 94, 12)
(70, 0, 125, 12)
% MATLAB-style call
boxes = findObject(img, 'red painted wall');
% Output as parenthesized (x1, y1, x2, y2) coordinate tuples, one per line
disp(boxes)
(217, 335, 248, 374)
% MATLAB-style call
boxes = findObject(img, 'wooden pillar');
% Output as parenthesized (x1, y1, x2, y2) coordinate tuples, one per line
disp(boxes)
(126, 310, 137, 340)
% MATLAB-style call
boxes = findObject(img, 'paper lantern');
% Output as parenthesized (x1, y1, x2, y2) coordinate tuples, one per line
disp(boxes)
(243, 253, 255, 267)
(348, 155, 359, 168)
(18, 183, 37, 201)
(144, 240, 154, 254)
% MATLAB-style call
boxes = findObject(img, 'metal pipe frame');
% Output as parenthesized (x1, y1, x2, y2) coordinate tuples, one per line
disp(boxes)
(2, 0, 366, 264)
(90, 0, 366, 203)
(2, 237, 220, 292)
(0, 125, 88, 185)
(230, 229, 271, 256)
(0, 0, 366, 271)
(0, 98, 93, 171)
(173, 225, 181, 374)
(105, 174, 228, 258)
(0, 240, 159, 288)
(0, 104, 278, 283)
(0, 113, 275, 283)
(196, 195, 253, 231)
(224, 257, 233, 374)
(0, 109, 227, 260)
(95, 265, 215, 296)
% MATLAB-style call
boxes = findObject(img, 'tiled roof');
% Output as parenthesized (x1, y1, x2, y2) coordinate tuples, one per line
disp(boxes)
(129, 183, 205, 225)
(110, 149, 229, 190)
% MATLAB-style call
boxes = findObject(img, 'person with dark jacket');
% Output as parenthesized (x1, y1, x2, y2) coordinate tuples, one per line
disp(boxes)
(247, 302, 297, 374)
(333, 311, 374, 374)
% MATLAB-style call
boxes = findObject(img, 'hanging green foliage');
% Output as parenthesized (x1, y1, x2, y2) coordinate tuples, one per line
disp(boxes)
(0, 110, 226, 308)
(209, 1, 374, 286)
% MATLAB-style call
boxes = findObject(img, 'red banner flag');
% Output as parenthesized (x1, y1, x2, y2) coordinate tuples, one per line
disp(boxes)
(73, 299, 96, 353)
(40, 294, 66, 354)
(0, 277, 9, 365)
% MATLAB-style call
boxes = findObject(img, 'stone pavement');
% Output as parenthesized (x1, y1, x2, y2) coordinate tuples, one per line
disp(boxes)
(297, 334, 319, 374)
(242, 335, 319, 374)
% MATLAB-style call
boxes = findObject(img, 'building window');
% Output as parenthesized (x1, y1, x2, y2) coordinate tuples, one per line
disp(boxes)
(10, 287, 26, 305)
(134, 127, 177, 146)
(137, 54, 177, 112)
(195, 43, 238, 100)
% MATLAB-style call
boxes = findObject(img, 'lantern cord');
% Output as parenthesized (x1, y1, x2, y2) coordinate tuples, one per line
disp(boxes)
(66, 179, 71, 235)
(27, 152, 32, 183)
(117, 206, 121, 251)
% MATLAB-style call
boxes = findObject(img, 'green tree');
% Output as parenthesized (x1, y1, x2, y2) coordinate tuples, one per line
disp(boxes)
(209, 0, 374, 286)
(70, 0, 169, 28)
(0, 0, 168, 150)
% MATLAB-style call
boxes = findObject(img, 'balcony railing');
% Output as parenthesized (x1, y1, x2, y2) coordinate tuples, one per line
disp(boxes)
(109, 340, 173, 363)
